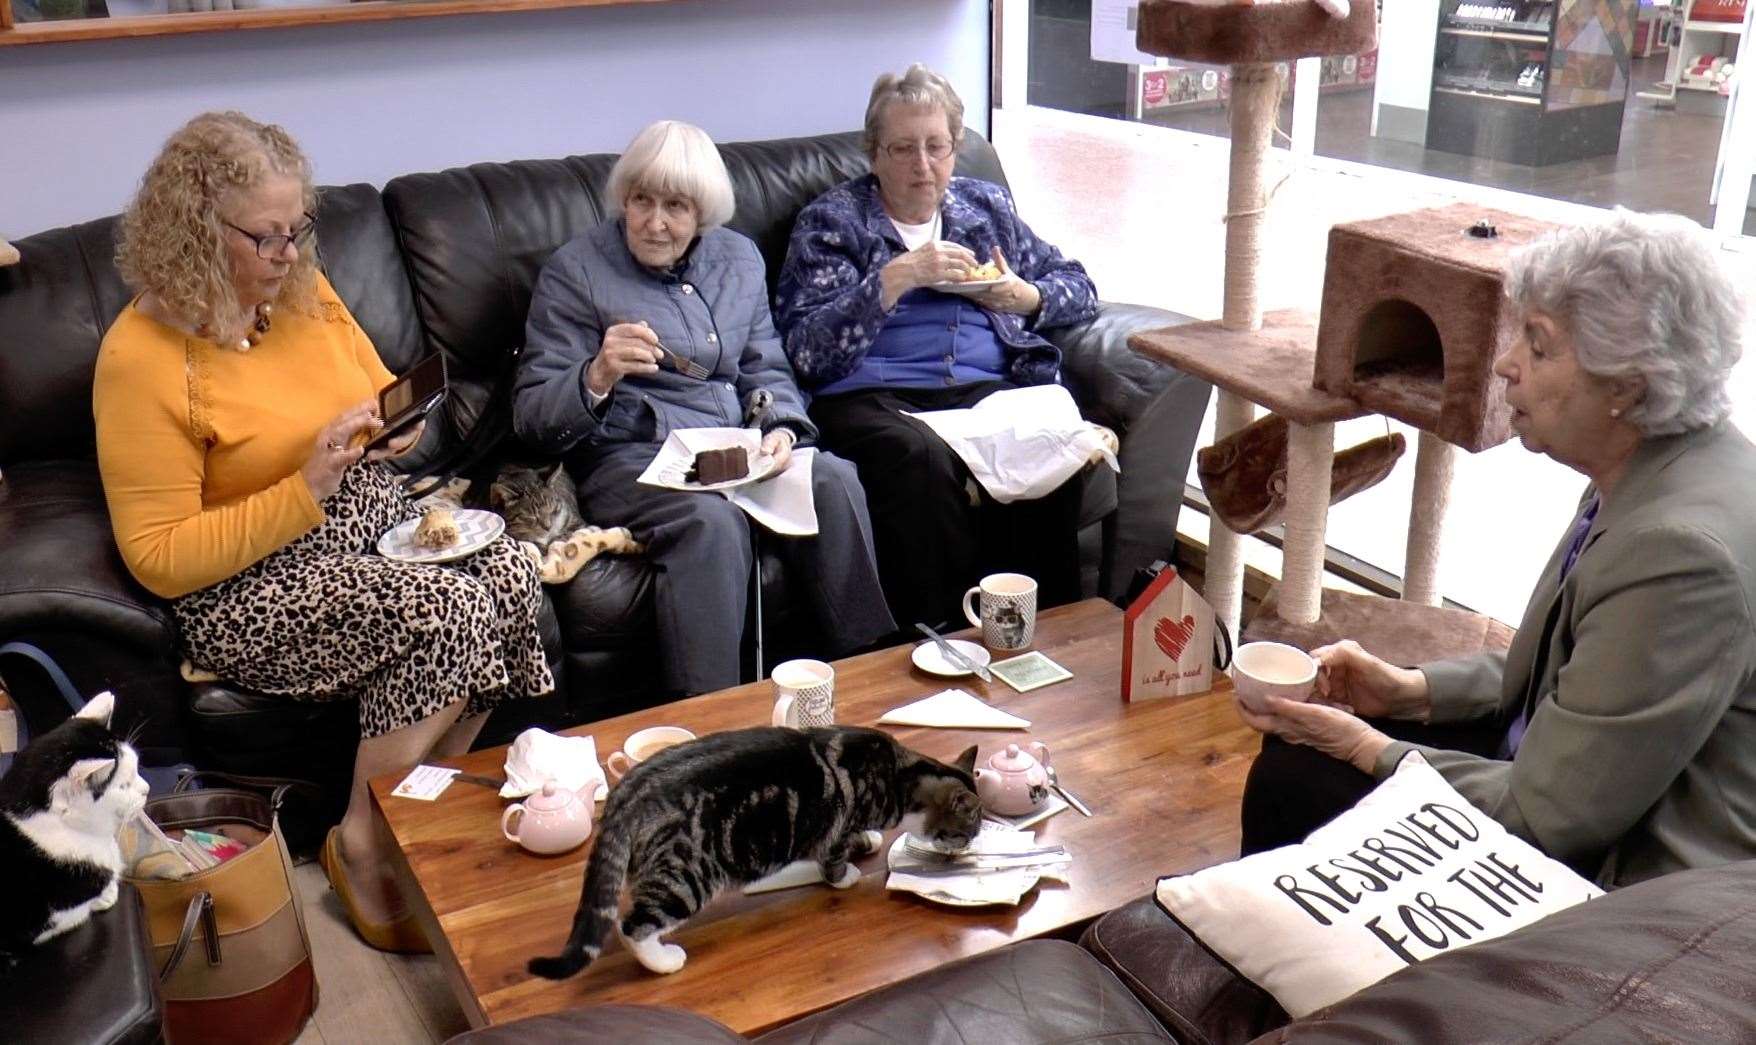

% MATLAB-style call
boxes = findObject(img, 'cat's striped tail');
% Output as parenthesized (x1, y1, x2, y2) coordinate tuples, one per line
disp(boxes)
(526, 819, 635, 980)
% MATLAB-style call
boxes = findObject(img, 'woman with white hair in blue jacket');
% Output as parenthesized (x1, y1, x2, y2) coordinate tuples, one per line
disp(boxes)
(514, 121, 894, 699)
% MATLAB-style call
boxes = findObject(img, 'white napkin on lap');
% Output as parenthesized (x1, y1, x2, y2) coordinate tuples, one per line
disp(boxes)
(904, 385, 1117, 504)
(878, 690, 1031, 730)
(501, 728, 608, 801)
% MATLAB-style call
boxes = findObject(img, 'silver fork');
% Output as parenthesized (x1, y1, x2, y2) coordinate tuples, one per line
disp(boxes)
(659, 344, 712, 380)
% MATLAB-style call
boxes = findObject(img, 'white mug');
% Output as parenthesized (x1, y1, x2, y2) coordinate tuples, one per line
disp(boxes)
(1231, 641, 1318, 715)
(606, 725, 696, 783)
(771, 658, 835, 728)
(962, 572, 1038, 651)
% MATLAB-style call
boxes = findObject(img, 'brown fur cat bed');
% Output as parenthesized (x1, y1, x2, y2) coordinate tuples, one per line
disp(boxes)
(1198, 412, 1405, 534)
(0, 238, 19, 267)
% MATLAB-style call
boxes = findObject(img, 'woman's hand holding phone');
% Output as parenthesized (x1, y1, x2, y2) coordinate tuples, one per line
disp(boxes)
(301, 401, 380, 501)
(366, 418, 425, 462)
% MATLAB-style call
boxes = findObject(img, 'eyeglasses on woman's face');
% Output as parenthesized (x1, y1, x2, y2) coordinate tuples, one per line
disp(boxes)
(224, 212, 318, 260)
(880, 137, 956, 163)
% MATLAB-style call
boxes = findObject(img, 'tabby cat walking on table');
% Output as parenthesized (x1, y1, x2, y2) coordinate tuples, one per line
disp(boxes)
(529, 726, 981, 977)
(0, 693, 150, 969)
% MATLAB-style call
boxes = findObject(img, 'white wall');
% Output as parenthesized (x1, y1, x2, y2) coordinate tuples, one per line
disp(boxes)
(1371, 0, 1440, 142)
(0, 0, 991, 234)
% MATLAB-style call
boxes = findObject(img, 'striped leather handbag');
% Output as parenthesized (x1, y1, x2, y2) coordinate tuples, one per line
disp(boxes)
(126, 773, 318, 1045)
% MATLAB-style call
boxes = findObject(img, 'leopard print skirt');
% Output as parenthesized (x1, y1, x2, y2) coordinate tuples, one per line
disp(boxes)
(175, 463, 554, 738)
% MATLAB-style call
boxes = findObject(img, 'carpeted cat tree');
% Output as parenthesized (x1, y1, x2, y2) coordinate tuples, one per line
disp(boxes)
(1131, 1, 1544, 665)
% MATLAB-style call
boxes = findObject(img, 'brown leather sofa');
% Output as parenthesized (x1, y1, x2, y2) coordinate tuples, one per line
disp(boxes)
(0, 130, 1211, 796)
(448, 860, 1756, 1043)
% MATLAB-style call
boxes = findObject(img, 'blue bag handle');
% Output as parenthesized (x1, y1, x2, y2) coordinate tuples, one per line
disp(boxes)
(0, 641, 89, 716)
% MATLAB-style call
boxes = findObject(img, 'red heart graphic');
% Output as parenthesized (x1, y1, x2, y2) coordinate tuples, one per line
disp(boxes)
(1154, 614, 1197, 661)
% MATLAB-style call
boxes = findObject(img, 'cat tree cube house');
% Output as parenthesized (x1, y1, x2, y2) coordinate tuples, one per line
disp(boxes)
(1314, 203, 1557, 453)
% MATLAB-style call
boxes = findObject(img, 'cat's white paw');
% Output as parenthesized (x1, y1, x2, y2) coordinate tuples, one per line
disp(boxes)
(857, 829, 883, 854)
(93, 879, 119, 912)
(628, 934, 687, 974)
(830, 864, 861, 889)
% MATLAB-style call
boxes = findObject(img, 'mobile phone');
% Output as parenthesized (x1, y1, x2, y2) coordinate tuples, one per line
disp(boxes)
(364, 354, 446, 452)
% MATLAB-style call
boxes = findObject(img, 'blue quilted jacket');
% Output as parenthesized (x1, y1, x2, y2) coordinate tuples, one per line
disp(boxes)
(774, 175, 1098, 391)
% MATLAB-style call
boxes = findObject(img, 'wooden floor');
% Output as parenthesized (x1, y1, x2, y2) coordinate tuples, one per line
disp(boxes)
(291, 860, 468, 1045)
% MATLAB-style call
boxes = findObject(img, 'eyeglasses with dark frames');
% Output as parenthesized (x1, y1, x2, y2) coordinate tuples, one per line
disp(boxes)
(224, 212, 318, 260)
(881, 138, 957, 162)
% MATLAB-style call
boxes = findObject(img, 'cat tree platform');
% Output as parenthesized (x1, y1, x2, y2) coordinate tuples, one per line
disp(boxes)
(1136, 0, 1378, 64)
(1246, 587, 1515, 667)
(1129, 310, 1365, 425)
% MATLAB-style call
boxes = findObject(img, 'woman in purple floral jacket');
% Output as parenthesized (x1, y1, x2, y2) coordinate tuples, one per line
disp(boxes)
(775, 64, 1100, 628)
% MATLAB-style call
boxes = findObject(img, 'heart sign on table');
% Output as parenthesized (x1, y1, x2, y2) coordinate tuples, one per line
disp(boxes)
(1122, 565, 1217, 702)
(1155, 615, 1197, 660)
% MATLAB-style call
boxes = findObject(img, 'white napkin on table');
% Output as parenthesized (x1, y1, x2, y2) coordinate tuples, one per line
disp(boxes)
(877, 689, 1031, 730)
(501, 728, 608, 801)
(885, 827, 1070, 906)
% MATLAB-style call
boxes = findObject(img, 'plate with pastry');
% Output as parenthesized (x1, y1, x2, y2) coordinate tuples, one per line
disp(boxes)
(377, 507, 506, 564)
(929, 261, 1007, 295)
(654, 446, 780, 492)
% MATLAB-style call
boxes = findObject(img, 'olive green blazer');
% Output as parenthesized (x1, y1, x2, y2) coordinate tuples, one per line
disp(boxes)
(1377, 421, 1756, 887)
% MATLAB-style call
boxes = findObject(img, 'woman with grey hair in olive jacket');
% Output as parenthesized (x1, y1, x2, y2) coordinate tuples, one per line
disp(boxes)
(1236, 209, 1756, 888)
(513, 120, 894, 699)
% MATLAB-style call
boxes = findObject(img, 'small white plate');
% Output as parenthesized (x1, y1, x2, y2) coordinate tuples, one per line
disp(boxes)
(911, 639, 992, 678)
(927, 276, 1007, 295)
(377, 508, 505, 564)
(654, 449, 779, 492)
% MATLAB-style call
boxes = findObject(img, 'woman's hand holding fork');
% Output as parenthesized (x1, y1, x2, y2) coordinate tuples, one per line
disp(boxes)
(585, 321, 664, 396)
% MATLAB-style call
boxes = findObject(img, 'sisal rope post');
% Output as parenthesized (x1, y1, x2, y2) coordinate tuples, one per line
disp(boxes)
(1402, 430, 1455, 606)
(1279, 421, 1334, 624)
(1204, 62, 1285, 640)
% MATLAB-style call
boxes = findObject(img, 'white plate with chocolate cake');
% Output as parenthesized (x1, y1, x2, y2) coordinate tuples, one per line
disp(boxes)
(377, 507, 505, 564)
(655, 446, 779, 492)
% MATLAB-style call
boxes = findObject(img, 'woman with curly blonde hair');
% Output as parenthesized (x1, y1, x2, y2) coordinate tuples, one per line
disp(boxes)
(95, 111, 553, 952)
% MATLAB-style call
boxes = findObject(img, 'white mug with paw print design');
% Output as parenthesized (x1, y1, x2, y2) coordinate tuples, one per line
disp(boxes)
(963, 572, 1037, 651)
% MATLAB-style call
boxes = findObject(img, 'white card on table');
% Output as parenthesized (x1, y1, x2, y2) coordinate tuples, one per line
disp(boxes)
(391, 764, 461, 801)
(988, 651, 1074, 693)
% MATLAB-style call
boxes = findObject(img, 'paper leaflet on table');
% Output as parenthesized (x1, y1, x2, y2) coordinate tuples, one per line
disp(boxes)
(636, 426, 819, 536)
(902, 385, 1117, 504)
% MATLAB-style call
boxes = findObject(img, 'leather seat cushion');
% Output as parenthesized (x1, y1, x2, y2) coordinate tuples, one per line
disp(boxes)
(0, 884, 162, 1045)
(756, 940, 1171, 1044)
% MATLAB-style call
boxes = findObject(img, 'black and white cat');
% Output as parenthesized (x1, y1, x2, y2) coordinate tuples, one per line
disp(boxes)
(0, 691, 151, 968)
(528, 726, 982, 979)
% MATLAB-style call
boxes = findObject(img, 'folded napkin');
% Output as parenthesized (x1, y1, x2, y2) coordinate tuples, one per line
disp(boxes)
(501, 728, 608, 801)
(878, 689, 1031, 730)
(885, 827, 1070, 906)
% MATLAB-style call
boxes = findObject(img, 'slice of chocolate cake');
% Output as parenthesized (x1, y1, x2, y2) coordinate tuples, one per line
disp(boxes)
(690, 447, 749, 485)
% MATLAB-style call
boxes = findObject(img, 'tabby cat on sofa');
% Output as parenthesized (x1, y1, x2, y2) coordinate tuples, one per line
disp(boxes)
(0, 692, 150, 968)
(529, 726, 982, 977)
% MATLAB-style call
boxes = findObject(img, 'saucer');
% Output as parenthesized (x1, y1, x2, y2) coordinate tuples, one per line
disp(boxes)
(911, 639, 992, 678)
(927, 277, 1006, 295)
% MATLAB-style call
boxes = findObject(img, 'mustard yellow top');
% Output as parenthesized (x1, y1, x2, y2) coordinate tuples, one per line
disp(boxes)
(93, 273, 396, 599)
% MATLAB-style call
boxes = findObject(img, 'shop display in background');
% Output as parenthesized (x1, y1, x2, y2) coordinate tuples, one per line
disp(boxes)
(1691, 0, 1747, 21)
(1137, 50, 1379, 115)
(1427, 0, 1636, 166)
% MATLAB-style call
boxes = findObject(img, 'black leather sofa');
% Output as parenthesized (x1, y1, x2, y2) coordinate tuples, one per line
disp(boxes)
(0, 130, 1210, 788)
(448, 860, 1756, 1043)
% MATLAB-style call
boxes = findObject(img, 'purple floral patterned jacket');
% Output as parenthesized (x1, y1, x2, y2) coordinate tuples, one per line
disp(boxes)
(774, 174, 1098, 390)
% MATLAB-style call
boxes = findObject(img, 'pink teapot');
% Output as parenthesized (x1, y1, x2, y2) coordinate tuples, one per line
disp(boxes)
(974, 741, 1052, 816)
(501, 780, 593, 855)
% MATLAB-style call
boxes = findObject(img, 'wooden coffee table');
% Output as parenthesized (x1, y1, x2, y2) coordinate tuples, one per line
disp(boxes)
(372, 598, 1259, 1033)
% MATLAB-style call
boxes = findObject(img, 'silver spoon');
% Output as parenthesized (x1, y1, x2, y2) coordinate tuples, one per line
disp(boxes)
(1047, 765, 1092, 817)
